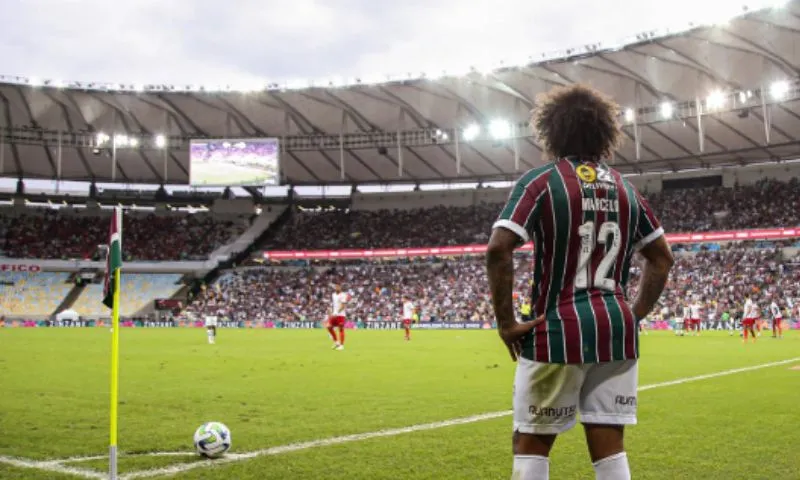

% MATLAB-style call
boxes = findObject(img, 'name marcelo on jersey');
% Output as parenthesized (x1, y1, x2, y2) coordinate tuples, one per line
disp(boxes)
(582, 197, 620, 213)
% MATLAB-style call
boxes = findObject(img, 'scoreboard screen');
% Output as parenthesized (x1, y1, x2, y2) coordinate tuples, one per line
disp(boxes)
(189, 138, 280, 186)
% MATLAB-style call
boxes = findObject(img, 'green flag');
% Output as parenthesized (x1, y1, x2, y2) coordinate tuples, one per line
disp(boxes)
(102, 208, 123, 309)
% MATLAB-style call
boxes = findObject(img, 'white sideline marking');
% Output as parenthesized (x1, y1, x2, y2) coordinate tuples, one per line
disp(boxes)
(0, 455, 106, 479)
(2, 357, 798, 479)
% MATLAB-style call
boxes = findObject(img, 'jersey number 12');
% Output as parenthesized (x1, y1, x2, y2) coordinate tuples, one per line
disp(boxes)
(575, 221, 622, 291)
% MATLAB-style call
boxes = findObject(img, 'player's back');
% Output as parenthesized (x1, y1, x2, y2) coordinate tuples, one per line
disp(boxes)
(496, 157, 663, 363)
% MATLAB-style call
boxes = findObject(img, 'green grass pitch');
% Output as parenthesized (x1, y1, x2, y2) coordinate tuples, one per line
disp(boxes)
(0, 328, 798, 479)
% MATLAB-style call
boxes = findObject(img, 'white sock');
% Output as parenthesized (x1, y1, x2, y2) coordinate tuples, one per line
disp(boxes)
(512, 455, 549, 480)
(593, 452, 630, 480)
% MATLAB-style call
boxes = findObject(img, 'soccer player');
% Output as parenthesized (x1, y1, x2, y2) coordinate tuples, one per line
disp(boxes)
(690, 299, 703, 336)
(204, 315, 217, 345)
(677, 301, 690, 337)
(742, 295, 759, 343)
(769, 298, 783, 339)
(327, 284, 349, 350)
(486, 84, 674, 480)
(401, 296, 415, 341)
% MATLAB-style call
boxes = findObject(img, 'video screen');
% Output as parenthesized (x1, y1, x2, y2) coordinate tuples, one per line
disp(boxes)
(189, 138, 280, 186)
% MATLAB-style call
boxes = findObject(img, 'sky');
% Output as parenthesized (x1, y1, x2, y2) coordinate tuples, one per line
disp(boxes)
(0, 0, 785, 86)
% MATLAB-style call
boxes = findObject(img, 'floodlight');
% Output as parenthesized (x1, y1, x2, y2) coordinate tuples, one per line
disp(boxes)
(463, 124, 481, 141)
(624, 108, 635, 123)
(706, 90, 726, 110)
(114, 134, 128, 147)
(155, 134, 167, 148)
(129, 137, 139, 147)
(770, 80, 789, 100)
(96, 132, 109, 146)
(489, 119, 512, 140)
(660, 102, 673, 119)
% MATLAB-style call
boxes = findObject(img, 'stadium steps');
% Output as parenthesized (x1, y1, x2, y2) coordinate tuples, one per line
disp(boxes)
(52, 281, 86, 315)
(184, 206, 292, 306)
(207, 206, 287, 264)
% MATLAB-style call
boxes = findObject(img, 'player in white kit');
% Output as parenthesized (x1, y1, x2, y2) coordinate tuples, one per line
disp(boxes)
(327, 285, 349, 350)
(401, 296, 415, 341)
(205, 315, 218, 344)
(689, 301, 703, 336)
(769, 299, 784, 339)
(742, 296, 759, 343)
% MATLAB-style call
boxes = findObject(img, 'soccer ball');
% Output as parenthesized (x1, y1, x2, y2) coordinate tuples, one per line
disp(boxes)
(193, 422, 231, 458)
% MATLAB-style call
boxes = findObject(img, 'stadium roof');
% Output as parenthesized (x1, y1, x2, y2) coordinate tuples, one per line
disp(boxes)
(2, 3, 800, 186)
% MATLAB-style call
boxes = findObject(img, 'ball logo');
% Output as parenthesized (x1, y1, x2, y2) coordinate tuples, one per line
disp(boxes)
(576, 165, 597, 183)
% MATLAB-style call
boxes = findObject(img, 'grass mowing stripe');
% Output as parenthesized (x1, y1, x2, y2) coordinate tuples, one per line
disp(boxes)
(114, 356, 800, 480)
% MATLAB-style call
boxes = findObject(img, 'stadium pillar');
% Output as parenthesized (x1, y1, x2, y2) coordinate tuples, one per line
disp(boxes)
(163, 112, 170, 183)
(56, 131, 63, 192)
(513, 99, 521, 172)
(696, 96, 705, 153)
(454, 125, 461, 175)
(633, 86, 641, 161)
(761, 85, 771, 144)
(397, 109, 404, 177)
(111, 110, 117, 182)
(339, 110, 346, 181)
(0, 116, 4, 175)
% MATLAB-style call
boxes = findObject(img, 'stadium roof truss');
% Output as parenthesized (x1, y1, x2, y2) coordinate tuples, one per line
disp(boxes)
(2, 3, 800, 186)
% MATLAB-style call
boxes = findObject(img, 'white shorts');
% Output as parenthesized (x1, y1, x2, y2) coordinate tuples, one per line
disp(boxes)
(513, 358, 638, 435)
(205, 317, 218, 327)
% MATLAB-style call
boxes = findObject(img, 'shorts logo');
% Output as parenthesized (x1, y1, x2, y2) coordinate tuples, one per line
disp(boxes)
(576, 165, 597, 183)
(528, 405, 576, 418)
(615, 395, 637, 407)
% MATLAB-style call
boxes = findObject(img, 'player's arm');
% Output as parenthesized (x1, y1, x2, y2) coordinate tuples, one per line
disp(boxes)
(630, 188, 674, 320)
(487, 176, 547, 361)
(632, 237, 673, 320)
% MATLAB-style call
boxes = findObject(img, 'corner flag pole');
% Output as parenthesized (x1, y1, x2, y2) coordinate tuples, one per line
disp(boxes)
(107, 207, 123, 480)
(109, 262, 121, 479)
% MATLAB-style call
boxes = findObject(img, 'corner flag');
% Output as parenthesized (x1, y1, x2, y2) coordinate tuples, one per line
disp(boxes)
(103, 208, 123, 308)
(103, 207, 123, 480)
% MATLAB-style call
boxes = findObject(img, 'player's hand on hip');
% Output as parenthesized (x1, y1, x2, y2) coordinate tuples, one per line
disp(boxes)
(499, 315, 545, 362)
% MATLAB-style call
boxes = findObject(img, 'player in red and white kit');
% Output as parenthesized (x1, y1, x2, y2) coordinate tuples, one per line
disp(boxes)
(769, 299, 783, 339)
(742, 295, 759, 343)
(327, 285, 349, 350)
(689, 300, 703, 336)
(401, 296, 415, 341)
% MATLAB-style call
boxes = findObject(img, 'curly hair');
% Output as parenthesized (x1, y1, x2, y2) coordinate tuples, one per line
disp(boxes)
(531, 84, 623, 160)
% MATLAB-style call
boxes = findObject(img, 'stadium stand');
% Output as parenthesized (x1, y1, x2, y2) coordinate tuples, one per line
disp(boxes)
(184, 239, 800, 324)
(0, 207, 250, 261)
(262, 178, 800, 251)
(70, 273, 184, 317)
(0, 271, 73, 316)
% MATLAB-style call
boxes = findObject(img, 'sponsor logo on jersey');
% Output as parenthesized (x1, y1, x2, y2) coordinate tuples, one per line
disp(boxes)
(576, 164, 597, 183)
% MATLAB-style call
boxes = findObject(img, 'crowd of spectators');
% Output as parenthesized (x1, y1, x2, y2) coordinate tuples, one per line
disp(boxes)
(264, 205, 495, 250)
(186, 241, 800, 324)
(263, 178, 800, 251)
(627, 244, 795, 317)
(0, 209, 247, 261)
(182, 257, 523, 324)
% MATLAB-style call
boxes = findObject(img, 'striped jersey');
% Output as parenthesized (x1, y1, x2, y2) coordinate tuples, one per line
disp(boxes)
(493, 157, 663, 364)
